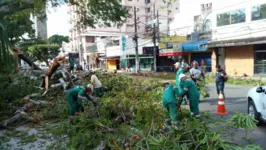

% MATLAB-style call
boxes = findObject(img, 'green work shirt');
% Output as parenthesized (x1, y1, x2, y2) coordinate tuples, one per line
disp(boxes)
(178, 79, 200, 99)
(66, 85, 93, 104)
(176, 68, 185, 85)
(70, 60, 75, 67)
(162, 84, 179, 106)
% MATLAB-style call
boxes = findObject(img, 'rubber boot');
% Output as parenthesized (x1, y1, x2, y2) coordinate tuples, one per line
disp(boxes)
(160, 119, 171, 133)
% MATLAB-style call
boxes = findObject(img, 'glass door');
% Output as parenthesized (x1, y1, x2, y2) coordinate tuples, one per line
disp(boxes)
(254, 50, 266, 75)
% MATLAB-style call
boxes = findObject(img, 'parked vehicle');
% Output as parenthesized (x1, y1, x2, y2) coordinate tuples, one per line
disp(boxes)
(247, 86, 266, 125)
(39, 63, 49, 70)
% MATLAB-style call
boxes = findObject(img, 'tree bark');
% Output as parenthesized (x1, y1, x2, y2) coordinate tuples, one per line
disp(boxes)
(18, 54, 42, 70)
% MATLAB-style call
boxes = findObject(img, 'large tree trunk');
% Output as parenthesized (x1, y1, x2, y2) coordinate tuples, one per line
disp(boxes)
(18, 54, 42, 70)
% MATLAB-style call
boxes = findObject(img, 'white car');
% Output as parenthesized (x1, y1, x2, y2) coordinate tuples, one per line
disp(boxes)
(247, 86, 266, 125)
(39, 64, 49, 70)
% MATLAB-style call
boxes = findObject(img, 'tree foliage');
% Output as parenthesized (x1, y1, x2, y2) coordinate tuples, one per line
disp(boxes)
(0, 24, 16, 73)
(28, 44, 60, 64)
(0, 0, 129, 29)
(69, 0, 129, 28)
(48, 34, 69, 46)
(0, 11, 35, 45)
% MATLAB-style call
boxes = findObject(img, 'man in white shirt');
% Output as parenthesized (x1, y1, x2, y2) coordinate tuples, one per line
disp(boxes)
(90, 72, 104, 97)
(189, 61, 204, 84)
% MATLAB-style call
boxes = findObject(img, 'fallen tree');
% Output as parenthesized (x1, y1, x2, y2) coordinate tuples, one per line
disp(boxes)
(0, 99, 52, 128)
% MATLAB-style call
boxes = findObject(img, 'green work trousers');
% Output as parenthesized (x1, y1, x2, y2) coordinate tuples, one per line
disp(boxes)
(164, 103, 178, 122)
(66, 95, 81, 116)
(189, 96, 200, 116)
(95, 87, 104, 97)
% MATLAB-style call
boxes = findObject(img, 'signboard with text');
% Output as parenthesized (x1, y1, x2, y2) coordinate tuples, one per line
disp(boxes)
(159, 36, 187, 56)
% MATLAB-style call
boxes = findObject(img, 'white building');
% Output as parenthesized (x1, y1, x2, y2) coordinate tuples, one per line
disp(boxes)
(170, 0, 266, 76)
(68, 0, 179, 71)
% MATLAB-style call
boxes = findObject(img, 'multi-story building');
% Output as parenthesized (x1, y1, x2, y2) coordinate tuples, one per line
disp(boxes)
(208, 0, 266, 76)
(32, 14, 48, 39)
(171, 0, 266, 76)
(68, 0, 179, 71)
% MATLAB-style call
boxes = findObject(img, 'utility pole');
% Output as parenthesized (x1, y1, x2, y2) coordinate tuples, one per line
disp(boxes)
(153, 4, 157, 72)
(157, 10, 160, 43)
(133, 6, 139, 73)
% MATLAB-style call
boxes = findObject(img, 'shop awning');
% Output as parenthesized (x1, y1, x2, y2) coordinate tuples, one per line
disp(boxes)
(159, 52, 189, 56)
(103, 56, 120, 60)
(182, 40, 208, 52)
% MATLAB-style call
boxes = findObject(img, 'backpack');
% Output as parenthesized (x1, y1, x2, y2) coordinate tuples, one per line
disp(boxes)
(224, 76, 228, 82)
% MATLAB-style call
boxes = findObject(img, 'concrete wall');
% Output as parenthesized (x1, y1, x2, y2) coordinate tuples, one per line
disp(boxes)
(211, 48, 216, 73)
(225, 45, 254, 76)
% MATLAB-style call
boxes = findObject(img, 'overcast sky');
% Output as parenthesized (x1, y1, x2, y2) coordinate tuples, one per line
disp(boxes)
(47, 4, 69, 37)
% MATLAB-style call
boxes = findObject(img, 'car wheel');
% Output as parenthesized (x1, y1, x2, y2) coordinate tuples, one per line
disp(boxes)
(248, 100, 263, 125)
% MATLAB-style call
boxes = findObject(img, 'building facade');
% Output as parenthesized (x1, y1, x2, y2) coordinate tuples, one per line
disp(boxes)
(68, 0, 179, 71)
(170, 0, 266, 76)
(209, 0, 266, 76)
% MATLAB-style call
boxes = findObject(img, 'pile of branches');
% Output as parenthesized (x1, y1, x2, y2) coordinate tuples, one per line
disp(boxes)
(46, 73, 260, 150)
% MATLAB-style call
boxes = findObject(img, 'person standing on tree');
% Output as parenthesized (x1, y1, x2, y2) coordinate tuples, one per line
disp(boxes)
(161, 82, 180, 130)
(90, 72, 104, 97)
(178, 74, 202, 121)
(66, 84, 97, 119)
(69, 58, 75, 73)
(215, 65, 228, 96)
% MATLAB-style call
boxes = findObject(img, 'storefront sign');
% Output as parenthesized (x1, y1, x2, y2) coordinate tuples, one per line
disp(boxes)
(159, 36, 187, 49)
(121, 36, 126, 59)
(159, 49, 188, 56)
(142, 46, 159, 55)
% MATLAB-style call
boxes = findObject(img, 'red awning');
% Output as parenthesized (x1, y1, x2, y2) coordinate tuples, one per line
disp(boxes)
(159, 52, 189, 56)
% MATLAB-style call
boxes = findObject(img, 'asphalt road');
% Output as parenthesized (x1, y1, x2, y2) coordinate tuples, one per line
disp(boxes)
(201, 83, 266, 149)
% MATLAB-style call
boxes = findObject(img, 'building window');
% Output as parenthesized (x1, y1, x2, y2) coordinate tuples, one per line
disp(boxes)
(204, 19, 211, 32)
(145, 0, 150, 4)
(230, 9, 246, 24)
(217, 8, 246, 27)
(145, 7, 150, 13)
(217, 12, 230, 26)
(86, 36, 95, 43)
(251, 4, 266, 21)
(254, 44, 266, 74)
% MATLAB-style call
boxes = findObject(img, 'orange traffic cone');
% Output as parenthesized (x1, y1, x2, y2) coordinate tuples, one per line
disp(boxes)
(216, 91, 227, 115)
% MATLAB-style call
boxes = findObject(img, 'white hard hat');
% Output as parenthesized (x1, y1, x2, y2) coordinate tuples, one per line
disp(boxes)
(179, 74, 186, 80)
(174, 62, 180, 66)
(87, 84, 94, 91)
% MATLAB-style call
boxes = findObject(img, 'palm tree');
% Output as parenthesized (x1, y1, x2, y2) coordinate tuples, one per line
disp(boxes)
(0, 23, 15, 73)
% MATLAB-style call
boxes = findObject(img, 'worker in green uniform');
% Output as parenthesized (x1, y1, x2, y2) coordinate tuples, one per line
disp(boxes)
(69, 59, 75, 73)
(161, 82, 180, 131)
(174, 62, 184, 85)
(90, 72, 104, 97)
(174, 62, 189, 105)
(178, 74, 202, 121)
(66, 84, 96, 118)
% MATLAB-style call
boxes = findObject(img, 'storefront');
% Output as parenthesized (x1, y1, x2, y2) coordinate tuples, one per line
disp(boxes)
(254, 44, 266, 75)
(122, 56, 154, 71)
(106, 57, 120, 70)
(182, 40, 211, 72)
(190, 52, 212, 72)
(158, 36, 188, 72)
